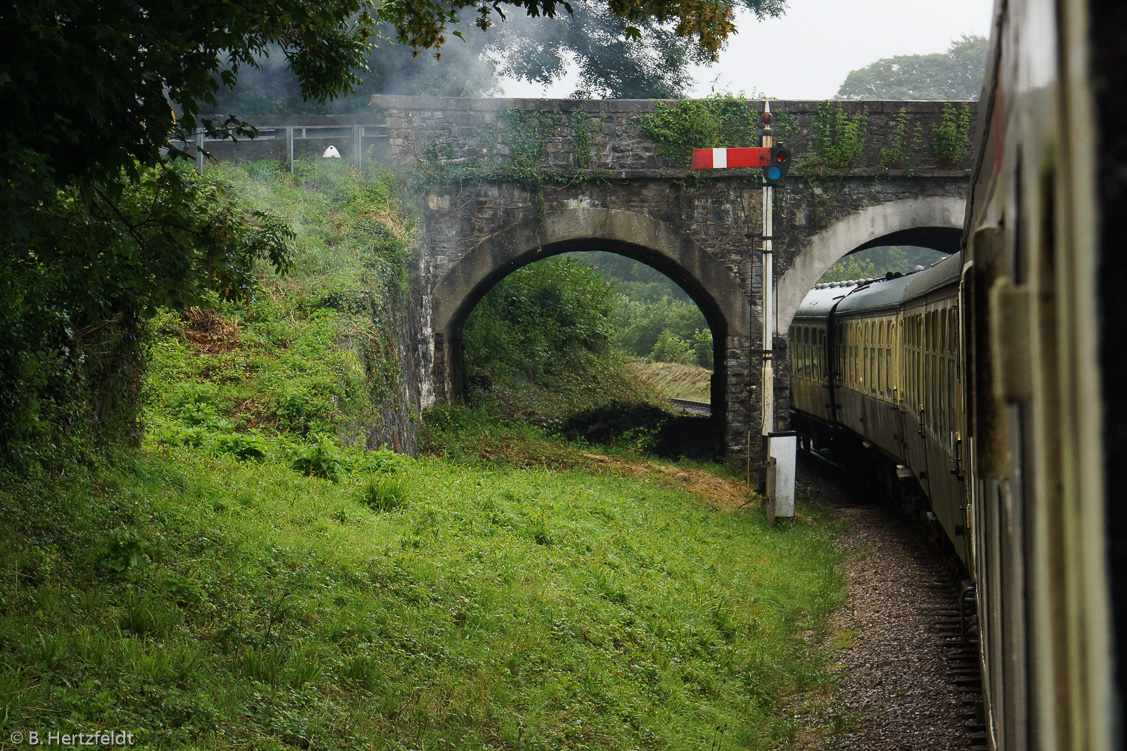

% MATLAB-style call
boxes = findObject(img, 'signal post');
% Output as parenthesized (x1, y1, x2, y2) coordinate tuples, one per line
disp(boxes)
(690, 102, 794, 521)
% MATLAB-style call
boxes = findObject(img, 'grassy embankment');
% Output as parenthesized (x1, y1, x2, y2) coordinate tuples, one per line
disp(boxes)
(0, 162, 845, 750)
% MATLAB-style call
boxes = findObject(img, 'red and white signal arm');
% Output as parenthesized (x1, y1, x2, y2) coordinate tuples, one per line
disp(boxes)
(691, 145, 792, 182)
(690, 147, 772, 170)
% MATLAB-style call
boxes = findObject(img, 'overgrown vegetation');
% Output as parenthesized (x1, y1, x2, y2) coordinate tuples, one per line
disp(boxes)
(418, 107, 612, 221)
(141, 161, 415, 467)
(933, 102, 973, 167)
(463, 256, 667, 433)
(879, 109, 913, 170)
(1, 0, 389, 467)
(0, 165, 295, 467)
(639, 95, 761, 165)
(466, 257, 615, 381)
(576, 252, 713, 369)
(461, 249, 718, 443)
(807, 101, 868, 171)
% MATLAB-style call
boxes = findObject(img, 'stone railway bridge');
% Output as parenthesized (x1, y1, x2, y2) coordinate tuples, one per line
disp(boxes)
(207, 96, 975, 462)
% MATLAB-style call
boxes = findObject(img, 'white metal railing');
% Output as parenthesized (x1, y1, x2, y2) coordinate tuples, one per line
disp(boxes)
(191, 122, 388, 173)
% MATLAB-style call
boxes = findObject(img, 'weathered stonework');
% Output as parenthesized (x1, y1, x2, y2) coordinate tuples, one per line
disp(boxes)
(203, 97, 976, 464)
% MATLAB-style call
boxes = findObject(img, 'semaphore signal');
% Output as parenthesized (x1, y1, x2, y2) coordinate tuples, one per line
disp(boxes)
(690, 146, 792, 183)
(687, 101, 796, 521)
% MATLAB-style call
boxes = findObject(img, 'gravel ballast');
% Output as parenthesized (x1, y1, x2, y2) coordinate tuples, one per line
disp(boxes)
(795, 460, 976, 750)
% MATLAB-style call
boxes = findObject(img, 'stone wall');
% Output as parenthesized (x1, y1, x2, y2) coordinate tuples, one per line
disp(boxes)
(367, 96, 975, 179)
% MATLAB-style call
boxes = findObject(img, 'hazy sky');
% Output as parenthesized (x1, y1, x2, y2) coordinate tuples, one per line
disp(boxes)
(500, 0, 996, 100)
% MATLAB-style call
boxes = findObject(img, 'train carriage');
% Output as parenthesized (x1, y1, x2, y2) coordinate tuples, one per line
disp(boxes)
(789, 253, 969, 564)
(788, 0, 1126, 747)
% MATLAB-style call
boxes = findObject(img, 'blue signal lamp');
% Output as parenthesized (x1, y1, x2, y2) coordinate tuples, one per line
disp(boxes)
(763, 146, 792, 183)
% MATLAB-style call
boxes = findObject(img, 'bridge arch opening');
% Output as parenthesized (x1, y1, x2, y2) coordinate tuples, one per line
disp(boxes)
(431, 207, 753, 455)
(777, 197, 965, 334)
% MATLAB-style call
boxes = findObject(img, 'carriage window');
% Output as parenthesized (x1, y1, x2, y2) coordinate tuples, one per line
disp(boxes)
(876, 339, 883, 396)
(940, 311, 948, 357)
(949, 309, 957, 355)
(815, 327, 824, 381)
(821, 330, 826, 379)
(849, 338, 856, 387)
(806, 327, 813, 380)
(804, 327, 810, 377)
(863, 323, 870, 390)
(939, 358, 947, 435)
(886, 349, 893, 399)
(861, 324, 867, 390)
(880, 320, 888, 397)
(794, 328, 801, 378)
(872, 323, 878, 395)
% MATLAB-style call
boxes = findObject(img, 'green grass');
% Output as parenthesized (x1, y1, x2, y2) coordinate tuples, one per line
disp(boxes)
(0, 160, 849, 749)
(0, 426, 845, 750)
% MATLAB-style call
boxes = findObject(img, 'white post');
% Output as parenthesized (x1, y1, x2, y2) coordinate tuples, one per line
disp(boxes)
(195, 131, 204, 174)
(286, 127, 295, 174)
(767, 432, 797, 523)
(761, 102, 775, 440)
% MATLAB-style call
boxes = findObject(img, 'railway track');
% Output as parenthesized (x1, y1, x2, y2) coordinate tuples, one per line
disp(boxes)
(798, 452, 984, 748)
(669, 398, 711, 417)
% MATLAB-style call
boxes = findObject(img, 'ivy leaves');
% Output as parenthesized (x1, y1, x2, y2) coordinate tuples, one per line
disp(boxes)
(640, 96, 762, 165)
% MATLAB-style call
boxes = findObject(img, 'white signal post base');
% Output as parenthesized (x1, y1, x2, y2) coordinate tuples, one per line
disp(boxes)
(766, 432, 797, 524)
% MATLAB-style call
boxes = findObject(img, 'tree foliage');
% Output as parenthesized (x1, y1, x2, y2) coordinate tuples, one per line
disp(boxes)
(211, 32, 500, 115)
(650, 329, 695, 365)
(570, 252, 711, 367)
(0, 0, 376, 192)
(0, 167, 294, 459)
(465, 257, 617, 381)
(0, 0, 371, 459)
(1, 0, 764, 462)
(615, 298, 708, 361)
(214, 0, 787, 109)
(495, 3, 736, 99)
(836, 35, 988, 101)
(819, 246, 947, 283)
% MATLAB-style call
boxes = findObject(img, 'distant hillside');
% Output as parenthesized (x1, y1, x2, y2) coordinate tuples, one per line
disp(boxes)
(628, 360, 712, 402)
(562, 251, 713, 368)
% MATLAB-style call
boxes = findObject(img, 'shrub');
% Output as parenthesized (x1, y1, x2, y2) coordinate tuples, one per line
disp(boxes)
(464, 257, 616, 381)
(692, 328, 714, 369)
(358, 476, 408, 513)
(615, 298, 707, 359)
(213, 432, 268, 461)
(291, 436, 345, 481)
(98, 529, 149, 573)
(650, 330, 694, 365)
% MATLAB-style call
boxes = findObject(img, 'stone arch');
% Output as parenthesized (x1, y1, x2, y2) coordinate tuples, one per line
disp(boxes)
(776, 197, 965, 333)
(430, 204, 753, 433)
